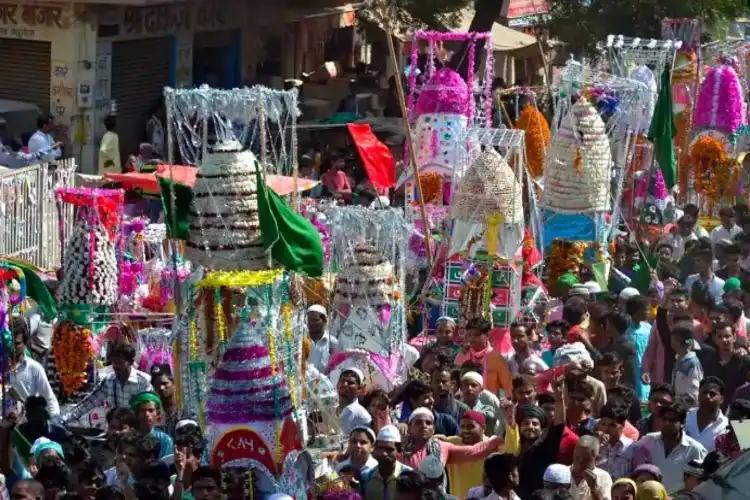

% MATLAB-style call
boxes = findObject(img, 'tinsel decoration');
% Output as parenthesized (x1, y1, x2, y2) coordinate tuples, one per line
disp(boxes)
(52, 322, 94, 394)
(675, 113, 691, 196)
(694, 63, 746, 135)
(547, 239, 585, 287)
(516, 104, 551, 179)
(691, 136, 739, 209)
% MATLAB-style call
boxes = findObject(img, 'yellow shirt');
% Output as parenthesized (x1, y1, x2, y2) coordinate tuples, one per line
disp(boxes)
(99, 131, 121, 175)
(441, 426, 518, 499)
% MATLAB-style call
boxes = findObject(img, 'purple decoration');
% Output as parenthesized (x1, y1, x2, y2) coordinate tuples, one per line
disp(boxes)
(414, 68, 471, 117)
(221, 346, 274, 362)
(213, 366, 273, 381)
(207, 324, 294, 425)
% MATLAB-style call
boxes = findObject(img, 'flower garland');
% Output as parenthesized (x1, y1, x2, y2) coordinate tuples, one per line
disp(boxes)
(215, 289, 227, 347)
(691, 136, 740, 208)
(281, 302, 297, 409)
(547, 239, 585, 288)
(268, 326, 277, 376)
(416, 172, 443, 205)
(52, 322, 94, 394)
(197, 270, 283, 289)
(516, 104, 551, 178)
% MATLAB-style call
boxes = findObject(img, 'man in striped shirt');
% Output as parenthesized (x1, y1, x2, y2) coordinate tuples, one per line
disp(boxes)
(62, 342, 152, 424)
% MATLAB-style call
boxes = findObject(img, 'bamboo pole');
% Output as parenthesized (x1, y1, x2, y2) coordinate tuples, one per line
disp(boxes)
(383, 20, 433, 268)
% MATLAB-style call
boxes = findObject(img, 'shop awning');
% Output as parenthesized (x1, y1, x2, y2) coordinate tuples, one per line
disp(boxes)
(455, 8, 537, 52)
(104, 164, 319, 195)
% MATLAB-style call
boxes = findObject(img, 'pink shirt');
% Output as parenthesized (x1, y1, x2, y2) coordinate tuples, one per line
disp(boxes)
(321, 170, 351, 194)
(401, 436, 503, 470)
(642, 318, 704, 385)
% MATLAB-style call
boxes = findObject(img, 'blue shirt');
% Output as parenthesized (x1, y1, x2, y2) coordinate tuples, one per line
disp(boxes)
(625, 321, 652, 401)
(151, 428, 174, 459)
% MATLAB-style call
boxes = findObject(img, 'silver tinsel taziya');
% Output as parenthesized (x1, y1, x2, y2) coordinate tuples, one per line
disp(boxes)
(59, 212, 118, 306)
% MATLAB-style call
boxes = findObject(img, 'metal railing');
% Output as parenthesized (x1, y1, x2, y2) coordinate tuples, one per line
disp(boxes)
(0, 159, 76, 270)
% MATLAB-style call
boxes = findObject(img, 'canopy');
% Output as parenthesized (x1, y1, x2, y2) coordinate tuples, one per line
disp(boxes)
(104, 164, 320, 196)
(456, 9, 537, 52)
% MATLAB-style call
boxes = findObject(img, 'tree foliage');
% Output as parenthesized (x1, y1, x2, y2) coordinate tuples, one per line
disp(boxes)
(545, 0, 746, 58)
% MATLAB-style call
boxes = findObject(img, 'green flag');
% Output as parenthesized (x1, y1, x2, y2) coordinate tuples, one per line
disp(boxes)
(256, 169, 324, 277)
(632, 255, 660, 295)
(648, 68, 677, 188)
(158, 177, 193, 240)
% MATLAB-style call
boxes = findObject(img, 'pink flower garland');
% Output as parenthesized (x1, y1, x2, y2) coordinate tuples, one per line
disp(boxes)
(694, 63, 745, 135)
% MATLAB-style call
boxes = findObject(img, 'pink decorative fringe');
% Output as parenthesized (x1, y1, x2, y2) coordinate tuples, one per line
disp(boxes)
(694, 64, 746, 134)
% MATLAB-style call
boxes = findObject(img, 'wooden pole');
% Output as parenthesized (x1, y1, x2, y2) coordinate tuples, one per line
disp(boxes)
(383, 23, 433, 268)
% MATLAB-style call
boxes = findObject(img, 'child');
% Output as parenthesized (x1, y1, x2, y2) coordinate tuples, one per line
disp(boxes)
(597, 352, 623, 390)
(541, 320, 566, 368)
(670, 322, 703, 407)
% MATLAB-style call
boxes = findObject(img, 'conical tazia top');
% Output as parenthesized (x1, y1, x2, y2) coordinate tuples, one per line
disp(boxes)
(207, 322, 293, 424)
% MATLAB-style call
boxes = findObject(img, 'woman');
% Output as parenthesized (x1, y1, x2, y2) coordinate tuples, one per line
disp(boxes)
(636, 481, 668, 500)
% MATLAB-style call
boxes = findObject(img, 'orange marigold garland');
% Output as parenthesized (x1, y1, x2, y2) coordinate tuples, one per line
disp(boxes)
(690, 136, 735, 209)
(547, 239, 585, 288)
(52, 321, 94, 394)
(517, 104, 551, 178)
(414, 172, 443, 205)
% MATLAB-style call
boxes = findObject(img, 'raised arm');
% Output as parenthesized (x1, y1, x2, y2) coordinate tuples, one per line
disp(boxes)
(444, 435, 504, 464)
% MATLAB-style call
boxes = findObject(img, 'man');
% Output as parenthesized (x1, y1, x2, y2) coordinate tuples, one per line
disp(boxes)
(715, 243, 750, 281)
(190, 467, 222, 500)
(537, 392, 579, 465)
(685, 245, 725, 303)
(643, 287, 702, 387)
(569, 436, 613, 500)
(401, 407, 502, 470)
(710, 206, 742, 251)
(0, 118, 57, 167)
(418, 455, 456, 499)
(105, 431, 160, 487)
(11, 397, 68, 470)
(511, 375, 537, 406)
(338, 427, 378, 473)
(596, 402, 634, 480)
(150, 364, 181, 436)
(63, 341, 152, 423)
(27, 114, 62, 159)
(624, 295, 653, 403)
(337, 368, 372, 435)
(361, 425, 411, 500)
(431, 366, 468, 425)
(400, 380, 458, 437)
(566, 378, 597, 437)
(632, 401, 707, 492)
(10, 479, 44, 500)
(600, 312, 637, 389)
(307, 304, 337, 373)
(685, 377, 729, 452)
(455, 318, 512, 398)
(7, 318, 59, 416)
(98, 114, 120, 175)
(505, 322, 548, 376)
(172, 430, 205, 500)
(515, 380, 566, 499)
(103, 407, 137, 469)
(394, 471, 428, 500)
(483, 453, 520, 500)
(635, 383, 674, 437)
(458, 372, 497, 434)
(699, 322, 748, 412)
(438, 409, 505, 499)
(424, 317, 461, 362)
(129, 391, 173, 459)
(540, 463, 572, 492)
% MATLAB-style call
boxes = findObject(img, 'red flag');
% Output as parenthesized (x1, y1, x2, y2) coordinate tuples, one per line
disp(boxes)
(347, 123, 396, 189)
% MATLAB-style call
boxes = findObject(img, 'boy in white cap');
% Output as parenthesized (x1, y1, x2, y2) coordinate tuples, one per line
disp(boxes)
(542, 463, 572, 491)
(361, 425, 411, 500)
(337, 368, 372, 435)
(337, 426, 378, 473)
(307, 304, 338, 373)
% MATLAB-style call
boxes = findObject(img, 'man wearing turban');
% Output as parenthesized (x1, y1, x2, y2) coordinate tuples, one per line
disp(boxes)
(130, 391, 173, 459)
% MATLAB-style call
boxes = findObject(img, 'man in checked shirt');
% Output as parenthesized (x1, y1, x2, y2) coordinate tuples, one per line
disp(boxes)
(62, 342, 152, 424)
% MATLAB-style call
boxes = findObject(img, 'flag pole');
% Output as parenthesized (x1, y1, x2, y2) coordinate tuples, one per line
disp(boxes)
(383, 15, 433, 268)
